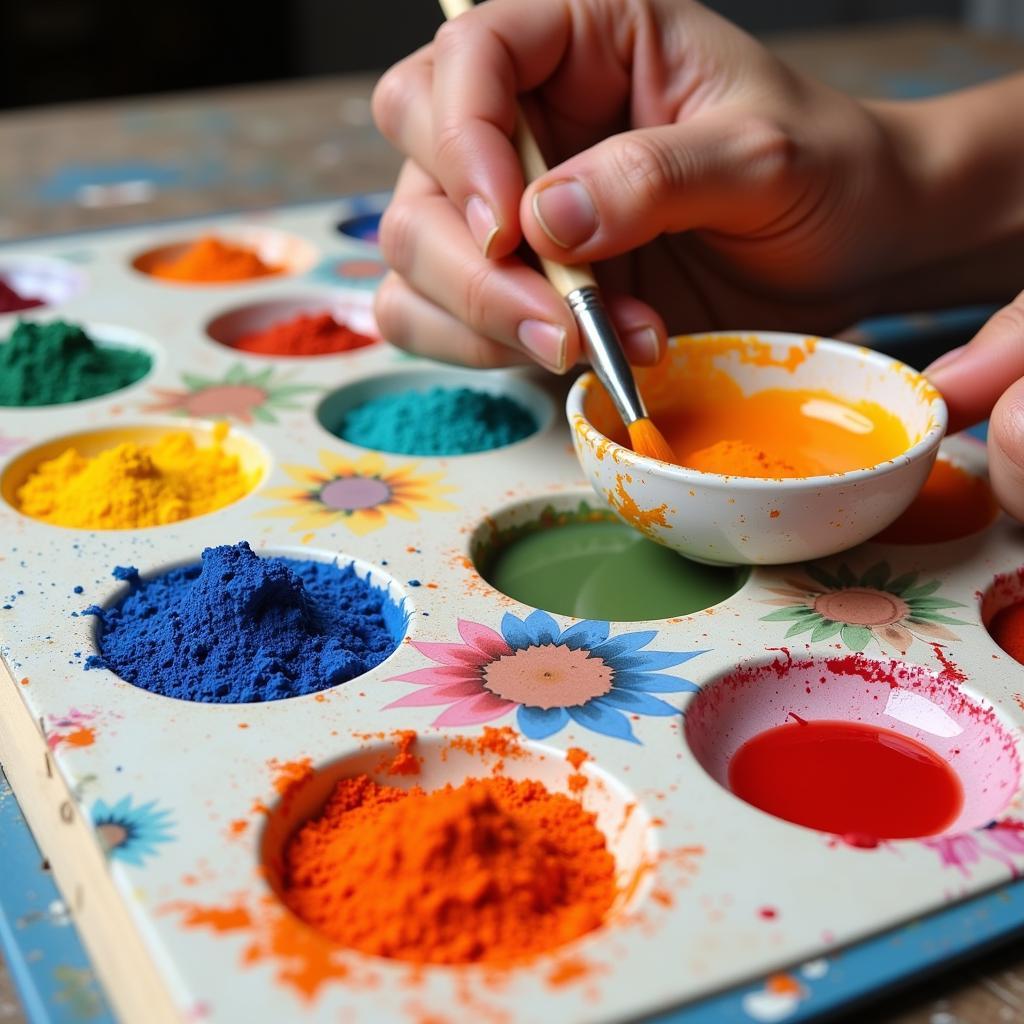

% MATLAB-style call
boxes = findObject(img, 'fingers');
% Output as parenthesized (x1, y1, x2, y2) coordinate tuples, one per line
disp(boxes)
(374, 273, 529, 370)
(926, 289, 1024, 432)
(519, 111, 799, 263)
(380, 178, 579, 372)
(989, 377, 1024, 522)
(379, 159, 667, 371)
(429, 0, 574, 259)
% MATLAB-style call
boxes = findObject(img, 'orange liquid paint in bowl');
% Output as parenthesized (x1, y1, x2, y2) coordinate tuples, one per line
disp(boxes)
(728, 719, 963, 840)
(655, 385, 911, 478)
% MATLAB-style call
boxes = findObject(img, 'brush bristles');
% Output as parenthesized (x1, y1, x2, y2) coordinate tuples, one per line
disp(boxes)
(627, 418, 676, 463)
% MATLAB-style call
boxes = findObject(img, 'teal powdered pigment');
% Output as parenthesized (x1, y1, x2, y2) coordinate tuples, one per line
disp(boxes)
(337, 386, 538, 455)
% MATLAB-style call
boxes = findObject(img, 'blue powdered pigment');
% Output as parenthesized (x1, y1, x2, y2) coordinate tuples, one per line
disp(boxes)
(85, 541, 406, 703)
(337, 386, 538, 455)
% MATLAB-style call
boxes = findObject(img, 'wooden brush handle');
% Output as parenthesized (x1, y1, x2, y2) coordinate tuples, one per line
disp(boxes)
(438, 0, 597, 300)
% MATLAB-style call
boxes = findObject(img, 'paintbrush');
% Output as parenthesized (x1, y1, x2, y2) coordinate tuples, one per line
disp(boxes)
(437, 0, 676, 464)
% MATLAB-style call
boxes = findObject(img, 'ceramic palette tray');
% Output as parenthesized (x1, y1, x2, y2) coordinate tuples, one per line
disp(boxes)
(3, 199, 1024, 1024)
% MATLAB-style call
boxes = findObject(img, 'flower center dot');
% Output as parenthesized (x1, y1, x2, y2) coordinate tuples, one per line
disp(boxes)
(813, 588, 909, 627)
(319, 476, 391, 511)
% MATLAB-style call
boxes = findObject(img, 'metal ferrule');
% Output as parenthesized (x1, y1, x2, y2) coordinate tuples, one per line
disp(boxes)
(567, 286, 649, 426)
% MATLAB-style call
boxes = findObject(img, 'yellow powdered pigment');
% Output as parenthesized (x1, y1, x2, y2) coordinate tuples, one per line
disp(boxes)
(16, 423, 255, 529)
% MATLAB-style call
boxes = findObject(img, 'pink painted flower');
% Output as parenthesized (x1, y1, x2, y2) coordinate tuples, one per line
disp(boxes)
(387, 610, 703, 744)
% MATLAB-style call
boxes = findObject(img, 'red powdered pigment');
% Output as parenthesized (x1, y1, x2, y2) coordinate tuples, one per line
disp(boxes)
(233, 312, 376, 357)
(0, 278, 43, 313)
(729, 719, 962, 840)
(991, 603, 1024, 666)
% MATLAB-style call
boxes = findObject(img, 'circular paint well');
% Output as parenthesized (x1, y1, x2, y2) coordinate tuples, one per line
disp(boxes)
(316, 368, 552, 456)
(132, 228, 318, 284)
(981, 568, 1024, 666)
(684, 654, 1020, 839)
(0, 421, 268, 529)
(205, 295, 379, 358)
(87, 544, 409, 704)
(0, 320, 159, 408)
(477, 505, 746, 620)
(259, 733, 656, 930)
(728, 719, 963, 839)
(874, 457, 999, 545)
(335, 211, 381, 244)
(0, 256, 86, 312)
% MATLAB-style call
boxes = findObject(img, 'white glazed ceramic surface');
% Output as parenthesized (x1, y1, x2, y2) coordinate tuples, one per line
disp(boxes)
(1, 206, 1022, 1024)
(567, 333, 947, 565)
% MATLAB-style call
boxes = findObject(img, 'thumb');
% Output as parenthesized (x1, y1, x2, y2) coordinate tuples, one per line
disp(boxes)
(520, 111, 797, 263)
(926, 288, 1024, 433)
(989, 378, 1024, 523)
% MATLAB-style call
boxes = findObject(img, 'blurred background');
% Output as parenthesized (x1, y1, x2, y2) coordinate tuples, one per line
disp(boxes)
(1, 0, 1022, 109)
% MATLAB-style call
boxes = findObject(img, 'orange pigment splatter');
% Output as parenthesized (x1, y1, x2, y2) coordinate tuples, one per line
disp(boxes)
(227, 819, 249, 838)
(64, 726, 95, 747)
(546, 957, 596, 987)
(269, 758, 313, 797)
(380, 730, 422, 776)
(168, 897, 352, 1001)
(447, 726, 525, 763)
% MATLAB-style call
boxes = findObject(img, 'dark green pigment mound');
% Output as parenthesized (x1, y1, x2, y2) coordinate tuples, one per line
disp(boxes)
(0, 320, 152, 407)
(337, 386, 538, 455)
(480, 506, 746, 621)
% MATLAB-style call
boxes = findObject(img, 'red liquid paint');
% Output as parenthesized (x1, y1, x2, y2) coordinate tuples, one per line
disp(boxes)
(728, 719, 963, 840)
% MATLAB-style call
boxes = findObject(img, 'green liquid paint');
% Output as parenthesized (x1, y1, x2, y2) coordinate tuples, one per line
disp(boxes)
(483, 519, 745, 621)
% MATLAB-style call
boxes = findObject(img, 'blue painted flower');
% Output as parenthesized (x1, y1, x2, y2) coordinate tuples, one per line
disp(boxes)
(387, 610, 704, 743)
(91, 796, 174, 867)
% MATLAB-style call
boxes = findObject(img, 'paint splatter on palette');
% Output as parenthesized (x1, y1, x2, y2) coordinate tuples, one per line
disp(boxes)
(2, 198, 1024, 1024)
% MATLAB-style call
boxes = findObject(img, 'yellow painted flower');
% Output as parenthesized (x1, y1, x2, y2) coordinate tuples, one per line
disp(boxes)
(260, 450, 456, 536)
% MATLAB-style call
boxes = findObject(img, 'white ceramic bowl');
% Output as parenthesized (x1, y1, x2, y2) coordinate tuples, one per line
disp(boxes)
(566, 332, 947, 566)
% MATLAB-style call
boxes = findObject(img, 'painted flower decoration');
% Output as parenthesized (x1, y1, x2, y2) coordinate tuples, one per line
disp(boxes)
(760, 562, 968, 655)
(922, 819, 1024, 878)
(142, 363, 317, 423)
(260, 449, 456, 536)
(91, 796, 174, 867)
(388, 610, 702, 743)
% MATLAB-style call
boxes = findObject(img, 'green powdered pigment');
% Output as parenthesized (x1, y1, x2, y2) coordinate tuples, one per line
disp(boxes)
(484, 518, 745, 621)
(337, 386, 537, 455)
(0, 320, 152, 407)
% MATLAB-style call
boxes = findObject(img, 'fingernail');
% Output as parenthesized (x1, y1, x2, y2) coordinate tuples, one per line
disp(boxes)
(925, 344, 967, 378)
(532, 179, 598, 249)
(518, 319, 567, 373)
(623, 325, 661, 365)
(466, 195, 499, 257)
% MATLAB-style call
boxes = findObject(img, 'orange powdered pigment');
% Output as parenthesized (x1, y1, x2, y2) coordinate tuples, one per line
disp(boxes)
(656, 387, 910, 478)
(282, 774, 616, 965)
(150, 237, 281, 282)
(234, 312, 375, 356)
(874, 458, 999, 544)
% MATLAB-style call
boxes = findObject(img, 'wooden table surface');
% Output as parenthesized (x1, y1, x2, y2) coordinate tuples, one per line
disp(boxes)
(2, 19, 1024, 1024)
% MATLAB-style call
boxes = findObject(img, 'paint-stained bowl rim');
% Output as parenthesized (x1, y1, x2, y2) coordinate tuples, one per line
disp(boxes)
(566, 332, 948, 491)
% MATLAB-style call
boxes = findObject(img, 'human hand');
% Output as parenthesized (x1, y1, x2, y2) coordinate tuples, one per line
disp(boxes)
(926, 291, 1024, 521)
(371, 0, 918, 373)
